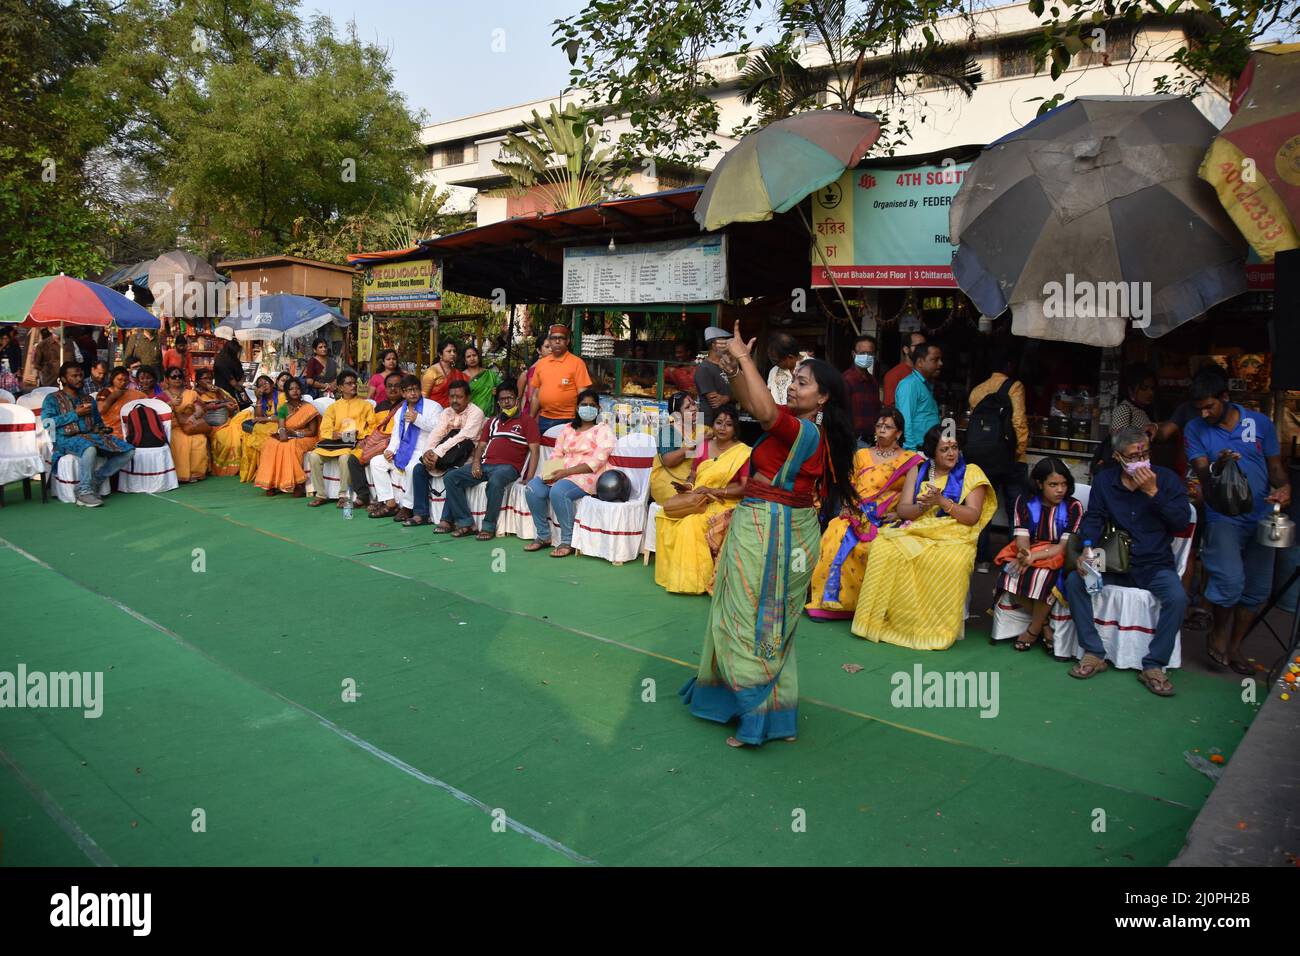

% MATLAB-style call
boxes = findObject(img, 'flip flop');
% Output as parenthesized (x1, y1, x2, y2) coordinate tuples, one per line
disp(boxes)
(523, 541, 550, 552)
(1137, 669, 1176, 697)
(1069, 653, 1109, 680)
(450, 527, 474, 538)
(475, 531, 495, 541)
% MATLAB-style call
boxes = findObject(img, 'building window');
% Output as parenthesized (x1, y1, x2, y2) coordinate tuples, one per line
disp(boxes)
(998, 41, 1038, 78)
(1077, 25, 1134, 66)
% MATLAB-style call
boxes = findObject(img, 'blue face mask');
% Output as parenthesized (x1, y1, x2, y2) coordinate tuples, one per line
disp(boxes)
(854, 353, 875, 371)
(578, 405, 598, 422)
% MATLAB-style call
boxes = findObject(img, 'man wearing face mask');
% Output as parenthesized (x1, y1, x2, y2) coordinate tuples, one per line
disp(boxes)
(1063, 427, 1190, 696)
(1185, 368, 1290, 675)
(842, 333, 880, 447)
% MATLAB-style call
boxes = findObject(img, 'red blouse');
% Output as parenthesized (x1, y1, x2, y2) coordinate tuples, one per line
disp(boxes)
(748, 408, 826, 505)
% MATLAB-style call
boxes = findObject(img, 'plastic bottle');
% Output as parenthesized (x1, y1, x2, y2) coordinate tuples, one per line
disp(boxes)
(1081, 539, 1104, 594)
(342, 495, 353, 520)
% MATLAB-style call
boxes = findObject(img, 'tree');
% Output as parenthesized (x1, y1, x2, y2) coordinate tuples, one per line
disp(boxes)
(737, 0, 982, 152)
(553, 0, 761, 170)
(490, 103, 623, 212)
(1032, 0, 1298, 105)
(0, 0, 114, 280)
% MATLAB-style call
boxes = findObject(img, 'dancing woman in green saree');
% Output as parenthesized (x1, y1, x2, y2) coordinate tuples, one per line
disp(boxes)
(680, 322, 858, 747)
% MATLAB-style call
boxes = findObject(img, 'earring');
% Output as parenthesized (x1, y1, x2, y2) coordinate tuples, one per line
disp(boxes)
(815, 408, 824, 425)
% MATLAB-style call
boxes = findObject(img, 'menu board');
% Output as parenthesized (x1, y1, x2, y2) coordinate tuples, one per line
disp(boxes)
(563, 235, 727, 304)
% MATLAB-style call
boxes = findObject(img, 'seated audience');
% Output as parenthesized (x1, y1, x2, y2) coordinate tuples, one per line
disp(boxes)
(95, 366, 145, 441)
(42, 362, 135, 508)
(995, 456, 1084, 653)
(807, 406, 922, 620)
(239, 375, 286, 483)
(1062, 427, 1189, 696)
(161, 365, 210, 482)
(406, 380, 487, 527)
(654, 404, 751, 594)
(851, 425, 996, 649)
(347, 370, 404, 506)
(254, 378, 319, 495)
(306, 371, 374, 507)
(136, 365, 164, 399)
(650, 392, 710, 506)
(195, 367, 243, 476)
(523, 388, 615, 558)
(366, 375, 440, 519)
(438, 382, 540, 539)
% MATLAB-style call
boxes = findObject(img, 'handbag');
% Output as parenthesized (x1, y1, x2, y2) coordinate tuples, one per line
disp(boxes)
(661, 490, 709, 519)
(358, 409, 396, 465)
(1066, 518, 1131, 573)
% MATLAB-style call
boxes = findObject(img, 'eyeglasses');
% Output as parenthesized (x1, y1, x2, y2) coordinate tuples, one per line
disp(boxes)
(1115, 448, 1148, 462)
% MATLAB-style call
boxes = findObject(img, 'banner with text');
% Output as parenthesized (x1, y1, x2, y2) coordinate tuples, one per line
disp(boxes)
(563, 235, 727, 305)
(811, 162, 971, 288)
(363, 258, 442, 313)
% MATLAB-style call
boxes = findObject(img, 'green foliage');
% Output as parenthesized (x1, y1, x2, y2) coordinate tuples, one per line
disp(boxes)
(0, 0, 114, 281)
(490, 103, 623, 211)
(553, 0, 760, 169)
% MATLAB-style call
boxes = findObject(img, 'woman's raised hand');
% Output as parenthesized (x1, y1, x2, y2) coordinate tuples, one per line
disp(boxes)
(723, 321, 756, 361)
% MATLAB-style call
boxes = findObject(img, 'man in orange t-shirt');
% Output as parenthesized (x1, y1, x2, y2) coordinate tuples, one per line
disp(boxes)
(529, 325, 592, 433)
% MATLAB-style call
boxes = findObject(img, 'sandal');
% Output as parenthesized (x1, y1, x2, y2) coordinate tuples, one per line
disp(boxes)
(1228, 657, 1255, 676)
(430, 522, 454, 534)
(1137, 668, 1176, 697)
(523, 541, 550, 552)
(369, 503, 397, 519)
(403, 514, 431, 527)
(307, 497, 329, 508)
(392, 507, 413, 522)
(1205, 636, 1231, 670)
(475, 531, 494, 541)
(1069, 653, 1109, 680)
(1042, 628, 1055, 656)
(1013, 629, 1042, 652)
(450, 526, 474, 538)
(550, 546, 575, 558)
(335, 497, 348, 509)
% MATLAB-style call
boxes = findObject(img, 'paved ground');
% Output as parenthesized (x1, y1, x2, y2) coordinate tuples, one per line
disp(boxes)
(0, 478, 1269, 866)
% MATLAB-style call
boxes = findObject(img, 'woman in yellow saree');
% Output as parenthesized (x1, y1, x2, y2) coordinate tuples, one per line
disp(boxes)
(161, 366, 210, 482)
(254, 378, 320, 495)
(239, 375, 285, 483)
(851, 425, 997, 650)
(654, 405, 750, 594)
(807, 407, 922, 620)
(649, 392, 710, 506)
(195, 367, 243, 477)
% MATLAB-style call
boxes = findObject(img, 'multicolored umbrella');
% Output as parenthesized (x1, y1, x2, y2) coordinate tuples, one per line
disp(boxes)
(949, 96, 1247, 347)
(694, 111, 881, 231)
(0, 274, 160, 328)
(1199, 43, 1300, 262)
(215, 294, 347, 342)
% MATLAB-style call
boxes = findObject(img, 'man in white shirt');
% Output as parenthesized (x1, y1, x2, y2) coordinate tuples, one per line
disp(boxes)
(367, 374, 442, 520)
(766, 332, 800, 405)
(406, 380, 487, 528)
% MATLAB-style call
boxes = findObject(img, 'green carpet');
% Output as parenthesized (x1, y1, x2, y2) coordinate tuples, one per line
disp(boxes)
(0, 478, 1256, 865)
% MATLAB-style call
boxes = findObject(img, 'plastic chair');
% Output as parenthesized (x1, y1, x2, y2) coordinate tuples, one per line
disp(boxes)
(571, 431, 657, 564)
(117, 398, 178, 494)
(0, 403, 47, 505)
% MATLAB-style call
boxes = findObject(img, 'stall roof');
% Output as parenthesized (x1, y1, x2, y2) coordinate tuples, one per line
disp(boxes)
(347, 186, 811, 304)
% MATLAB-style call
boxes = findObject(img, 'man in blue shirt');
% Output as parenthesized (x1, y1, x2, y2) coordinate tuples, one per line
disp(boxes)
(1185, 369, 1291, 675)
(894, 342, 942, 450)
(1064, 427, 1190, 696)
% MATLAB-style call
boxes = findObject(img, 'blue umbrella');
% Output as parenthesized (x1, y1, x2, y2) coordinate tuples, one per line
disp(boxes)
(216, 294, 348, 342)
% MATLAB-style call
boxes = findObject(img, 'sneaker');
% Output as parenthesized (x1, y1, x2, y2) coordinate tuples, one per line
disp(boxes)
(975, 561, 992, 574)
(75, 492, 103, 508)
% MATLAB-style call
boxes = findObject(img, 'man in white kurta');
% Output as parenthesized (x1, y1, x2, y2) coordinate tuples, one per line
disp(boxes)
(367, 376, 441, 519)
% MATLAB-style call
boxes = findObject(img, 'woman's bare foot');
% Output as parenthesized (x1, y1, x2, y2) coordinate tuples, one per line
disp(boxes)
(725, 736, 745, 748)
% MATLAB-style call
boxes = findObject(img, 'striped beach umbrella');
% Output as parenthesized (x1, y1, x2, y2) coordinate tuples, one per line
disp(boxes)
(0, 274, 161, 328)
(694, 111, 881, 231)
(950, 96, 1247, 347)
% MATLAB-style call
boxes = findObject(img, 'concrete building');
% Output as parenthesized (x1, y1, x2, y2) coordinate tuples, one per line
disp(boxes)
(420, 2, 1226, 227)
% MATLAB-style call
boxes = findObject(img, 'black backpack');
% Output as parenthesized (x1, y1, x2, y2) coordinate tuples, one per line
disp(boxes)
(964, 378, 1016, 481)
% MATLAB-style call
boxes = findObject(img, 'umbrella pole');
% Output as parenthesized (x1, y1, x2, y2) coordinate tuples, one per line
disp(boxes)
(798, 205, 858, 334)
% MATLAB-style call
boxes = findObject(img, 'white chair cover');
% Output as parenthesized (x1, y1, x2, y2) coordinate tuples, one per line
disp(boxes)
(117, 398, 178, 494)
(641, 501, 661, 561)
(0, 388, 14, 404)
(17, 394, 44, 411)
(504, 424, 564, 539)
(306, 456, 343, 498)
(571, 431, 656, 564)
(1050, 502, 1196, 670)
(54, 455, 111, 503)
(311, 396, 335, 416)
(0, 404, 44, 488)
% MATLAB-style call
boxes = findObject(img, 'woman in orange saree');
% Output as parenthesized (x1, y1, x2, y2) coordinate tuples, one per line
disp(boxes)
(254, 379, 320, 495)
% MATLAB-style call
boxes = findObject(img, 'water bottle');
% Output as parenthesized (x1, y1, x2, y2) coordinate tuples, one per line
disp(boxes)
(1081, 539, 1104, 595)
(343, 495, 353, 520)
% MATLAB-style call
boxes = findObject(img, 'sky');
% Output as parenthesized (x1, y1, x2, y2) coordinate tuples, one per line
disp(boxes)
(305, 0, 589, 125)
